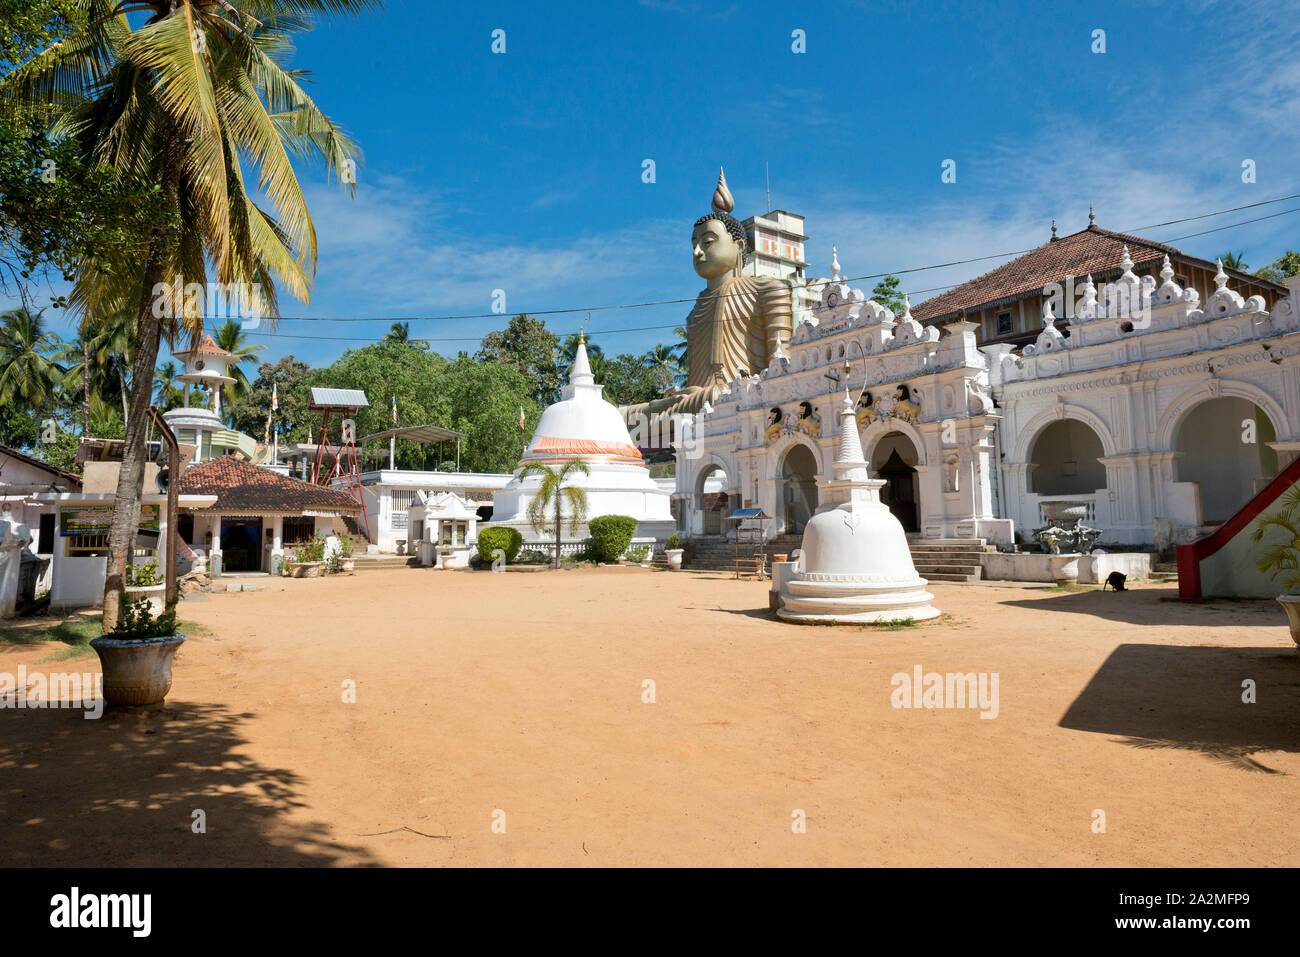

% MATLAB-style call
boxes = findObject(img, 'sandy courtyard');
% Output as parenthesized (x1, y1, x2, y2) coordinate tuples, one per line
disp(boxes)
(2, 567, 1298, 867)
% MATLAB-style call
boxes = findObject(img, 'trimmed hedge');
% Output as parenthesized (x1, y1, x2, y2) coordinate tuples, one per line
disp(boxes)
(588, 514, 638, 563)
(477, 526, 523, 564)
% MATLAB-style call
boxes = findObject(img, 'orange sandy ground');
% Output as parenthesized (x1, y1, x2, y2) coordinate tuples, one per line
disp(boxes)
(1, 568, 1297, 867)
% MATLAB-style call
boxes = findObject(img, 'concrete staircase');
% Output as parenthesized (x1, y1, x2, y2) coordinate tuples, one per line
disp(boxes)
(683, 534, 804, 572)
(352, 554, 421, 570)
(907, 539, 992, 583)
(683, 535, 992, 582)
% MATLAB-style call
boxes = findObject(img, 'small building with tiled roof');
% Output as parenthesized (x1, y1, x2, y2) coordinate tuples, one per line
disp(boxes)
(177, 457, 362, 573)
(912, 216, 1286, 347)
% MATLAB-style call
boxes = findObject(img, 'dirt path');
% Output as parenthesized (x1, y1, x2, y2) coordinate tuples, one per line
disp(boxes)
(2, 568, 1297, 866)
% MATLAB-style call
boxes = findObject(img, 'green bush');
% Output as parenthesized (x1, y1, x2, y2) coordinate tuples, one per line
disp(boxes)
(625, 544, 650, 563)
(587, 515, 638, 563)
(477, 526, 523, 563)
(667, 534, 680, 550)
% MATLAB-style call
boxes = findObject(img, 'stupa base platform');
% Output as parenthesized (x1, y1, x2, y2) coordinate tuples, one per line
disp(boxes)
(777, 578, 940, 624)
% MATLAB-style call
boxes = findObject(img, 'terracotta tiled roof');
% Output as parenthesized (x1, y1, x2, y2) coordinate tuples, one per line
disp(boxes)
(179, 456, 361, 513)
(911, 225, 1282, 323)
(175, 333, 233, 359)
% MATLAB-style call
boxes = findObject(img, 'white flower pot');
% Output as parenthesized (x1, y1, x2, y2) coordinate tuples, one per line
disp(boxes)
(665, 548, 684, 569)
(90, 633, 185, 708)
(1277, 595, 1300, 654)
(124, 583, 167, 616)
(1047, 553, 1082, 586)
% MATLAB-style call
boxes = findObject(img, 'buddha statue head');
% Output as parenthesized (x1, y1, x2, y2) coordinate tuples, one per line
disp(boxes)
(693, 167, 748, 281)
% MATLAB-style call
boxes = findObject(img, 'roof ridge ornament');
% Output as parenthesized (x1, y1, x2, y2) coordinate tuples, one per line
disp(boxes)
(1088, 204, 1096, 227)
(831, 245, 841, 280)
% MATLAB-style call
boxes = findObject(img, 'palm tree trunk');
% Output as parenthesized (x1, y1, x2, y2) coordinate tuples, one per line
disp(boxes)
(554, 494, 562, 569)
(82, 337, 90, 436)
(101, 258, 166, 631)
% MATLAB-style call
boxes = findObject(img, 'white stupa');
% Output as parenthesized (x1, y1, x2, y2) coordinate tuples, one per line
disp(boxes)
(488, 335, 675, 543)
(778, 390, 939, 623)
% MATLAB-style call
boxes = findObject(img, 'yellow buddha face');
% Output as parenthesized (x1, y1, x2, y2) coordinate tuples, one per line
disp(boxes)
(692, 219, 744, 280)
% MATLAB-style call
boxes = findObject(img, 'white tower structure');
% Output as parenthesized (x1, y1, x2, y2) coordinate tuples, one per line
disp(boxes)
(489, 335, 675, 546)
(778, 390, 940, 624)
(163, 334, 236, 464)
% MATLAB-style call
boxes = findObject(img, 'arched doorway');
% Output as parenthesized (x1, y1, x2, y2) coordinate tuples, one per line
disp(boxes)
(696, 464, 730, 535)
(871, 432, 920, 532)
(1174, 397, 1278, 524)
(780, 444, 819, 534)
(1029, 420, 1106, 495)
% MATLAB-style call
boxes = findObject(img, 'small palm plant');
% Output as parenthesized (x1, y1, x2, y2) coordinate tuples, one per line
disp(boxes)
(520, 458, 590, 569)
(1251, 486, 1300, 593)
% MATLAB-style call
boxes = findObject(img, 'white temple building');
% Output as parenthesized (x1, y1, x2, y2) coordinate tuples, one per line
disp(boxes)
(488, 335, 675, 550)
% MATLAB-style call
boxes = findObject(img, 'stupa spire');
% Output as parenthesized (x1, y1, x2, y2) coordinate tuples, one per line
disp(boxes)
(570, 334, 594, 386)
(832, 390, 869, 483)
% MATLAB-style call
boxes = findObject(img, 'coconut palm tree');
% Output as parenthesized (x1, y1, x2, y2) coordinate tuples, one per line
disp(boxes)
(385, 321, 410, 343)
(56, 308, 136, 434)
(1252, 486, 1300, 593)
(646, 343, 679, 392)
(1219, 251, 1250, 272)
(213, 317, 265, 417)
(4, 0, 375, 627)
(0, 307, 67, 414)
(519, 458, 590, 569)
(153, 361, 184, 411)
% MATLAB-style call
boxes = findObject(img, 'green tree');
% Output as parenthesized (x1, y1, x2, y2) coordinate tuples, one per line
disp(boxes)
(477, 313, 562, 406)
(5, 0, 377, 628)
(519, 458, 590, 569)
(228, 354, 314, 446)
(1255, 251, 1300, 285)
(870, 274, 907, 315)
(384, 320, 414, 343)
(152, 360, 183, 411)
(435, 356, 538, 473)
(601, 353, 661, 406)
(1218, 251, 1249, 272)
(0, 307, 66, 413)
(212, 318, 266, 417)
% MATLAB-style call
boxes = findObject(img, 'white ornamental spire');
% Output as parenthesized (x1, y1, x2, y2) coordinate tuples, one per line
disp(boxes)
(831, 246, 841, 280)
(569, 331, 594, 386)
(832, 390, 869, 483)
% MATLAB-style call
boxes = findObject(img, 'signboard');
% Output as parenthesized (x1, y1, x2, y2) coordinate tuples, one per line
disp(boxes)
(60, 504, 160, 536)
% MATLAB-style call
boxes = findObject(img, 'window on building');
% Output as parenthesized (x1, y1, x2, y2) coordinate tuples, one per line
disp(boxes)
(996, 312, 1014, 336)
(283, 517, 315, 543)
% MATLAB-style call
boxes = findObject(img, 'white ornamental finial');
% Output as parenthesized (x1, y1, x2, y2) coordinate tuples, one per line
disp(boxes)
(1120, 245, 1134, 273)
(831, 246, 841, 280)
(1160, 254, 1174, 283)
(1088, 204, 1096, 226)
(901, 295, 913, 321)
(1042, 298, 1057, 325)
(1051, 218, 1058, 240)
(1214, 258, 1228, 290)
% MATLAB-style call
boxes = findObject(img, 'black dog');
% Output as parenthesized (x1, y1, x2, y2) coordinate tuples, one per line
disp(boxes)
(1103, 571, 1127, 592)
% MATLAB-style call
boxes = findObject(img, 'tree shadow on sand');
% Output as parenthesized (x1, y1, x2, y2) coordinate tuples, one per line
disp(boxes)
(1001, 586, 1284, 629)
(0, 700, 377, 866)
(1059, 643, 1300, 773)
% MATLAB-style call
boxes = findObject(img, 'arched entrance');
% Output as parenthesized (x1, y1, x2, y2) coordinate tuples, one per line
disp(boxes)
(1174, 396, 1278, 524)
(1029, 419, 1106, 495)
(871, 432, 920, 532)
(696, 464, 730, 535)
(780, 444, 819, 534)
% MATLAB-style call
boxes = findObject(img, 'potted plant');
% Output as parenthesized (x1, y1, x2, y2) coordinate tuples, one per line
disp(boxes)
(338, 533, 357, 573)
(90, 595, 184, 708)
(124, 560, 166, 615)
(284, 534, 326, 578)
(439, 536, 454, 569)
(664, 534, 684, 570)
(1251, 487, 1300, 652)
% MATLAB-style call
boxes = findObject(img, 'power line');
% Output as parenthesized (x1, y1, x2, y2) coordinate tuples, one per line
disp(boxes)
(226, 190, 1300, 326)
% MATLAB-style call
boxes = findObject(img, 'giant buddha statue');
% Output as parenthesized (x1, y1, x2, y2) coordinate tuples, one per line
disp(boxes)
(625, 168, 793, 420)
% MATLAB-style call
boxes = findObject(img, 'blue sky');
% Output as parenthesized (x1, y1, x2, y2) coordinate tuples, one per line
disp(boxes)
(21, 0, 1300, 369)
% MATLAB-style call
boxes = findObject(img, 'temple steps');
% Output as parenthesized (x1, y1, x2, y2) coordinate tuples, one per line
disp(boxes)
(908, 539, 993, 584)
(352, 555, 422, 570)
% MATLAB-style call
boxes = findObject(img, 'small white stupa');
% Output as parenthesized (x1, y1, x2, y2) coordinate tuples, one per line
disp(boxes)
(488, 334, 675, 543)
(778, 389, 939, 623)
